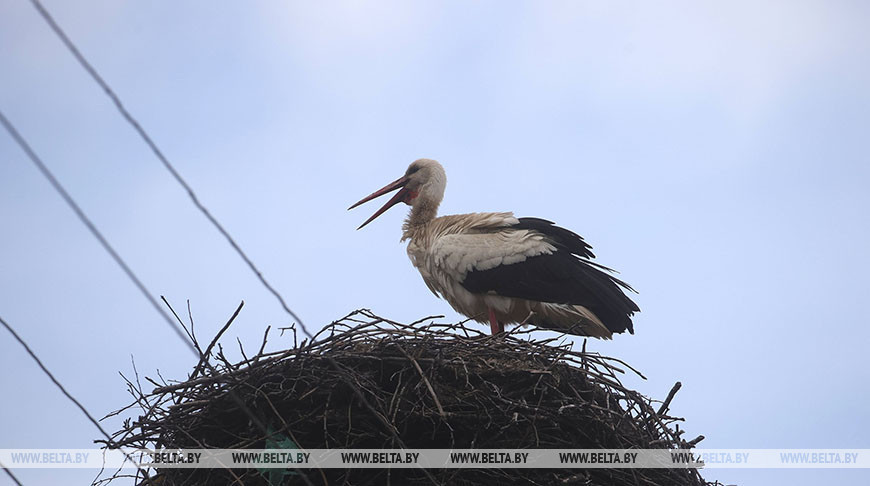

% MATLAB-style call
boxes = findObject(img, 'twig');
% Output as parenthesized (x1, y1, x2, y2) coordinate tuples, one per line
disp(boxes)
(189, 301, 245, 382)
(658, 381, 682, 416)
(391, 342, 446, 418)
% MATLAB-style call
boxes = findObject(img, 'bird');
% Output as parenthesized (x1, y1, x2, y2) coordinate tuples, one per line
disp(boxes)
(349, 159, 639, 338)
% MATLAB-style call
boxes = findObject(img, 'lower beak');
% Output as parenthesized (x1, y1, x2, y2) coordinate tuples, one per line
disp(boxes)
(348, 176, 409, 229)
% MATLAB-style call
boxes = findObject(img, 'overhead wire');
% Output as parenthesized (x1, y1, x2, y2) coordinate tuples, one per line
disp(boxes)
(12, 3, 438, 483)
(0, 316, 116, 447)
(0, 314, 150, 481)
(1, 460, 24, 486)
(0, 108, 195, 354)
(27, 0, 311, 339)
(0, 108, 316, 486)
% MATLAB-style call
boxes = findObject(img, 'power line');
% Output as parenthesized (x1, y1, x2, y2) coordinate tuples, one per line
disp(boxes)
(0, 315, 117, 445)
(1, 460, 23, 486)
(0, 108, 196, 355)
(0, 108, 317, 486)
(0, 106, 192, 478)
(2, 108, 433, 485)
(15, 5, 436, 483)
(0, 314, 149, 480)
(27, 0, 311, 339)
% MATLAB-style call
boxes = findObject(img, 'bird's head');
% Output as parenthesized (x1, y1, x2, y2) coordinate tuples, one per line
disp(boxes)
(349, 158, 447, 229)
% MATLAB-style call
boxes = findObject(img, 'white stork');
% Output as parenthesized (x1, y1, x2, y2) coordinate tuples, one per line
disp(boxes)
(349, 159, 639, 338)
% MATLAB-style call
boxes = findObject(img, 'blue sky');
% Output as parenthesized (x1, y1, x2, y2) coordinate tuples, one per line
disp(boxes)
(1, 1, 869, 485)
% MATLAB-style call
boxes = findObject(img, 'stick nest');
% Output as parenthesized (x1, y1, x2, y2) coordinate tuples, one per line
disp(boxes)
(101, 309, 713, 486)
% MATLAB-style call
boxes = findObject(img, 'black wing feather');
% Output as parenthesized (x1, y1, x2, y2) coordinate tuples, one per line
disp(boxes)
(460, 217, 639, 334)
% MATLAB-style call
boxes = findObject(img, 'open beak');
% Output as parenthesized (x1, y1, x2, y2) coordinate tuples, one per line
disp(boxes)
(348, 175, 409, 229)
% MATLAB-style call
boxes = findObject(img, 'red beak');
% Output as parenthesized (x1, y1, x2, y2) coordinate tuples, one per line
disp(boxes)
(348, 175, 410, 229)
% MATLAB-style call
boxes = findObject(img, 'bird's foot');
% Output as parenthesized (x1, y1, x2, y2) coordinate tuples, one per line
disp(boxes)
(488, 308, 505, 335)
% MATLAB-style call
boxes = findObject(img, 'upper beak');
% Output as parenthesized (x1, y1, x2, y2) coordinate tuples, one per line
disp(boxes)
(348, 175, 409, 229)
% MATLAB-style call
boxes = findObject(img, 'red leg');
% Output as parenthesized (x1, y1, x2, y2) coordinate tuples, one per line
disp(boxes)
(488, 308, 505, 335)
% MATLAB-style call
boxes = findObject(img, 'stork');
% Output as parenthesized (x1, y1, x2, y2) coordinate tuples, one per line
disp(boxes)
(349, 159, 639, 338)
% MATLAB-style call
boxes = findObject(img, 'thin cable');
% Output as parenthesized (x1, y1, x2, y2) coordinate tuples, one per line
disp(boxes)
(1, 109, 317, 486)
(28, 0, 311, 339)
(0, 315, 150, 480)
(19, 5, 432, 482)
(0, 316, 116, 444)
(2, 114, 433, 486)
(0, 108, 196, 355)
(0, 460, 23, 486)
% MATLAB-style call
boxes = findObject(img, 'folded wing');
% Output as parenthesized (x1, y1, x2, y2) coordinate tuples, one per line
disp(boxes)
(433, 217, 639, 334)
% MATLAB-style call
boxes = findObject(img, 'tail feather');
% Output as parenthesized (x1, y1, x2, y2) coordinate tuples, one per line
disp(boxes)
(528, 303, 613, 339)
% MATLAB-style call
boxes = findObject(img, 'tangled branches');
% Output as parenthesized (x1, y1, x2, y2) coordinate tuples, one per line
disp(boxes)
(100, 309, 710, 486)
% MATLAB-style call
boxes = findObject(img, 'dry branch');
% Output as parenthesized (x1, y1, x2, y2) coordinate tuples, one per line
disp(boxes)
(100, 309, 714, 486)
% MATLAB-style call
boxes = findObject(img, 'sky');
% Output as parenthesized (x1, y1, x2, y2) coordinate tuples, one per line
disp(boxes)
(1, 1, 869, 485)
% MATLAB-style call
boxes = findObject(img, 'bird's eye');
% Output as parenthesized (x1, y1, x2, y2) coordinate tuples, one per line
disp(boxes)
(406, 166, 420, 176)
